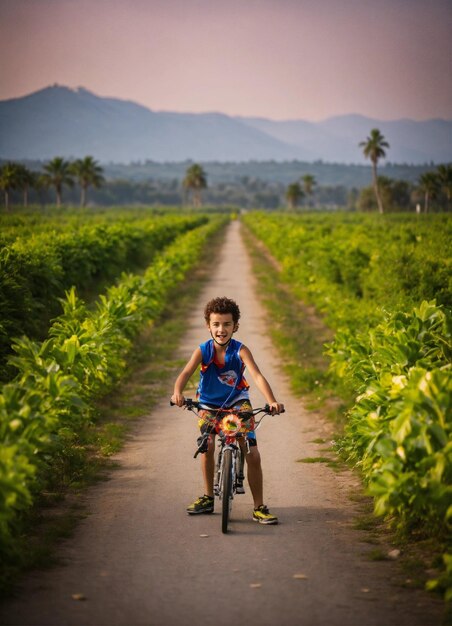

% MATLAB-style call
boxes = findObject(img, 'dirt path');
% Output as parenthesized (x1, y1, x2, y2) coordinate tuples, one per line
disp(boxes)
(0, 221, 443, 626)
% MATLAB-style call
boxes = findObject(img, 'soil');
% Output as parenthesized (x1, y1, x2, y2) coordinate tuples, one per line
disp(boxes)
(0, 220, 445, 626)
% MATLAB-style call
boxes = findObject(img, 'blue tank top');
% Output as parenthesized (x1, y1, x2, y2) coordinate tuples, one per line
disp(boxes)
(197, 338, 250, 407)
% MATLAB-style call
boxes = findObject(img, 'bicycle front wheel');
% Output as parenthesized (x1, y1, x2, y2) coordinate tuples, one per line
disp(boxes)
(221, 448, 233, 534)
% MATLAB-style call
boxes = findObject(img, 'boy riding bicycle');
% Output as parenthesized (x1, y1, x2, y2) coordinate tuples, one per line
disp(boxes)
(171, 296, 284, 525)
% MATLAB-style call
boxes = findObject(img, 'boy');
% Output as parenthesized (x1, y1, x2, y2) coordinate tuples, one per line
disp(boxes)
(171, 296, 284, 525)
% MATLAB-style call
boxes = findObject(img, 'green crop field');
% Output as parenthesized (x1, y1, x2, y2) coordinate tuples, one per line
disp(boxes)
(244, 211, 452, 598)
(0, 208, 228, 576)
(1, 207, 450, 598)
(0, 211, 210, 378)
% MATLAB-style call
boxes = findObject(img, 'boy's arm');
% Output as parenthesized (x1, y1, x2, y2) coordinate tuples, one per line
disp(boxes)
(240, 346, 284, 414)
(171, 347, 202, 406)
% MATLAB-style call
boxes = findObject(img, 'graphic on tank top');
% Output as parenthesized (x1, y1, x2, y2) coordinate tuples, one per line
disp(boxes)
(218, 370, 239, 387)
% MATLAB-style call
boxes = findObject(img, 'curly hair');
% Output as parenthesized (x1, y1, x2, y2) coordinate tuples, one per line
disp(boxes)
(204, 297, 241, 325)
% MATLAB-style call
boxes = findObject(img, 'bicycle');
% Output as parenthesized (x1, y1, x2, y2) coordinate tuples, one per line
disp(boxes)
(171, 398, 282, 533)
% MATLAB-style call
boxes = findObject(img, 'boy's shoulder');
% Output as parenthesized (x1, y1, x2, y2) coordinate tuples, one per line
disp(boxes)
(199, 338, 213, 355)
(230, 337, 242, 348)
(199, 339, 214, 363)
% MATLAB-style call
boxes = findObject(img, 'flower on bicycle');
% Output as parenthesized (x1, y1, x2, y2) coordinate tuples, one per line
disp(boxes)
(221, 414, 242, 434)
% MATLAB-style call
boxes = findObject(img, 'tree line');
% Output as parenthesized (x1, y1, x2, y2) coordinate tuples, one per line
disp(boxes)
(0, 156, 105, 211)
(1, 131, 451, 212)
(0, 160, 209, 211)
(285, 129, 452, 213)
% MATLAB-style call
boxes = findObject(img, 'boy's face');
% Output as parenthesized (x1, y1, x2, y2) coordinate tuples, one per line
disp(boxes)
(207, 312, 237, 346)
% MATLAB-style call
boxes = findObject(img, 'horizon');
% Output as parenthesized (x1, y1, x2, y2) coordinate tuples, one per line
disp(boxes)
(4, 83, 452, 125)
(0, 0, 451, 122)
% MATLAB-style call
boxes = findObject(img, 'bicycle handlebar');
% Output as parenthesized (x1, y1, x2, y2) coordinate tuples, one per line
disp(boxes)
(170, 399, 285, 415)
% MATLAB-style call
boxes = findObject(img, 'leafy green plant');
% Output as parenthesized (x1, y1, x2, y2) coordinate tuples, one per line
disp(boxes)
(0, 216, 227, 563)
(244, 212, 452, 598)
(0, 214, 207, 377)
(328, 301, 451, 597)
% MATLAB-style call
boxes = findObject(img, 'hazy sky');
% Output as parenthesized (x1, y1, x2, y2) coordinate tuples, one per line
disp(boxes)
(0, 0, 451, 121)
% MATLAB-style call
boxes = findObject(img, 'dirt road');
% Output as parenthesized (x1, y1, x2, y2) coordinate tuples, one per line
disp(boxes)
(0, 220, 443, 626)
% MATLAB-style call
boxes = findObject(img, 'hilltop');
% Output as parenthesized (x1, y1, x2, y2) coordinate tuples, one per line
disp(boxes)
(0, 85, 450, 164)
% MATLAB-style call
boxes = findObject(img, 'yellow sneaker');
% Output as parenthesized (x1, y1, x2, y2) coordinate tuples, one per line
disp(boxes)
(187, 494, 214, 515)
(252, 504, 278, 525)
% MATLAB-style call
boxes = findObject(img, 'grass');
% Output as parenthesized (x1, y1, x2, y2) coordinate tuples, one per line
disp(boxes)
(348, 486, 451, 610)
(297, 455, 345, 473)
(367, 548, 390, 562)
(241, 225, 352, 420)
(242, 223, 355, 475)
(297, 456, 331, 463)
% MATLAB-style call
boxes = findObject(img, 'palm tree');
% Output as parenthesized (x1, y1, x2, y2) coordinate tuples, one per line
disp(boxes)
(42, 157, 74, 207)
(301, 174, 316, 207)
(359, 129, 390, 214)
(436, 164, 452, 208)
(15, 164, 37, 207)
(70, 156, 105, 207)
(183, 164, 207, 207)
(285, 183, 303, 210)
(418, 172, 439, 213)
(0, 162, 20, 211)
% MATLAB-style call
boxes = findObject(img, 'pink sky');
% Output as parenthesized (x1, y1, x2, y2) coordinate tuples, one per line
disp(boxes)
(0, 0, 451, 121)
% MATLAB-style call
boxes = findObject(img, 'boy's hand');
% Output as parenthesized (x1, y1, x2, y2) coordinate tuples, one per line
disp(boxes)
(269, 402, 284, 415)
(171, 393, 186, 407)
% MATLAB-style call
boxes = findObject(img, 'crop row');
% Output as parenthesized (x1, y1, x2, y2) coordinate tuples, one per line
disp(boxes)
(244, 212, 451, 598)
(0, 216, 227, 565)
(327, 302, 451, 597)
(0, 214, 207, 377)
(244, 212, 451, 330)
(0, 209, 138, 245)
(0, 206, 199, 245)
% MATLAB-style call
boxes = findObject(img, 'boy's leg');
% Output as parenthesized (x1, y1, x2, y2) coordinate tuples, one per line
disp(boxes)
(187, 418, 216, 514)
(244, 441, 278, 524)
(245, 445, 263, 508)
(201, 435, 216, 497)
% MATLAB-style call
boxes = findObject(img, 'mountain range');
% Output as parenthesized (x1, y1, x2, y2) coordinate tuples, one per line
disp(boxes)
(0, 85, 450, 164)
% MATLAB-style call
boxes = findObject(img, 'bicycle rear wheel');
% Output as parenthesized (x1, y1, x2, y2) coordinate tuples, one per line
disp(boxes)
(221, 448, 233, 534)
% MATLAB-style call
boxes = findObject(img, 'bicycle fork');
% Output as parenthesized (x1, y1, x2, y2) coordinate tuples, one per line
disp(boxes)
(214, 441, 246, 497)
